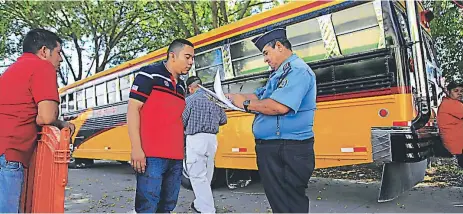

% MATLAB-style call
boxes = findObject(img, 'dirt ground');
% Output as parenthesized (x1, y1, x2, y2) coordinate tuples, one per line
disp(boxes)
(312, 157, 463, 187)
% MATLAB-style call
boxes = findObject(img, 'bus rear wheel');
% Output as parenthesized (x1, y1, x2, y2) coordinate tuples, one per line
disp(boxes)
(181, 160, 226, 190)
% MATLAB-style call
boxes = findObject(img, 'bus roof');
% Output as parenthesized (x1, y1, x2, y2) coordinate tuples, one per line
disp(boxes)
(58, 0, 344, 93)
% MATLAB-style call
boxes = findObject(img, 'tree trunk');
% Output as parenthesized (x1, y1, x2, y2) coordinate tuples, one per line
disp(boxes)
(238, 0, 251, 20)
(211, 1, 219, 28)
(219, 1, 228, 25)
(190, 1, 201, 35)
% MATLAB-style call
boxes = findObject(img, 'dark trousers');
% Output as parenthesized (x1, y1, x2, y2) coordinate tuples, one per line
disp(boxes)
(255, 138, 315, 213)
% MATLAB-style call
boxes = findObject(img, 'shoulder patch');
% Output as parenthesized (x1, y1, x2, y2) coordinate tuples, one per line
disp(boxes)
(283, 62, 291, 73)
(278, 79, 288, 88)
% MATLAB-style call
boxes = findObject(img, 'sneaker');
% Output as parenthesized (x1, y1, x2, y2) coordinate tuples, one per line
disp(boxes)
(190, 202, 200, 213)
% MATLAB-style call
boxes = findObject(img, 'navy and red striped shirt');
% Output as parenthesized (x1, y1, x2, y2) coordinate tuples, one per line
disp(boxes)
(129, 62, 186, 160)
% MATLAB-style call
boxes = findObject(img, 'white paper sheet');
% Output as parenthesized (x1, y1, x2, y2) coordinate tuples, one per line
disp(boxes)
(198, 69, 245, 112)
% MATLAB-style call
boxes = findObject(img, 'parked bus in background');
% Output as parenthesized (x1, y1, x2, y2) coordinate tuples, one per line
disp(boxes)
(58, 0, 446, 202)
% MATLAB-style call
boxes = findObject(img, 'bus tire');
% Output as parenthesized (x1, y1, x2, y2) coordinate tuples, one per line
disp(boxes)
(69, 158, 94, 169)
(181, 160, 226, 190)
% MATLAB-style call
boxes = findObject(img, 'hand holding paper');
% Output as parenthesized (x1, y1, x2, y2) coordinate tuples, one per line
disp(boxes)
(198, 69, 245, 112)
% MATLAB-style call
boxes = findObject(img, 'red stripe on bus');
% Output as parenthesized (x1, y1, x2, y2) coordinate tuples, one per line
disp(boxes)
(353, 147, 367, 152)
(316, 86, 411, 102)
(63, 1, 334, 90)
(194, 1, 332, 46)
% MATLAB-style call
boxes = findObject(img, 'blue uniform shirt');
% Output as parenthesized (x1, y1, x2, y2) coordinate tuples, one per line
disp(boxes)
(252, 54, 316, 140)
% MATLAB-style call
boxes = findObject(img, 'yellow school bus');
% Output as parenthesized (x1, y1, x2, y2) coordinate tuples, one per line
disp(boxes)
(59, 0, 445, 202)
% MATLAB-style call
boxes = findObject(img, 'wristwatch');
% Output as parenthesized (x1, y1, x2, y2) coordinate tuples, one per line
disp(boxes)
(243, 100, 251, 112)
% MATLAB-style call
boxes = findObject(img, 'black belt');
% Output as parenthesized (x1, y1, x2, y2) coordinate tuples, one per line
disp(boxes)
(255, 138, 313, 145)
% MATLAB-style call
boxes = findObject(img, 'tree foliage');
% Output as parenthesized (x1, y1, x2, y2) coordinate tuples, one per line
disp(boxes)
(0, 0, 280, 85)
(425, 0, 463, 80)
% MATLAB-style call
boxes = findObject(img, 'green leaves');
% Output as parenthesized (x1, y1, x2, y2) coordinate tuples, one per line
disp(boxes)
(0, 1, 278, 85)
(426, 0, 463, 80)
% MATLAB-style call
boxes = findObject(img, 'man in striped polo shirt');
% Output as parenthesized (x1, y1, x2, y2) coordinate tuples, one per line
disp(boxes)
(127, 39, 194, 213)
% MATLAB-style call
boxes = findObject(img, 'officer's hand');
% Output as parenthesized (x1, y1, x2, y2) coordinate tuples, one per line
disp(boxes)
(228, 94, 246, 109)
(131, 147, 146, 174)
(225, 93, 235, 100)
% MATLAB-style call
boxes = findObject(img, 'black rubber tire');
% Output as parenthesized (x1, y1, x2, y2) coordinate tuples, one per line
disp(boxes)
(68, 158, 94, 169)
(181, 159, 226, 190)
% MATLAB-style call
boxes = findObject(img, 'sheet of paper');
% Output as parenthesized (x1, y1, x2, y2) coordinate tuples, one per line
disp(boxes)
(198, 69, 245, 112)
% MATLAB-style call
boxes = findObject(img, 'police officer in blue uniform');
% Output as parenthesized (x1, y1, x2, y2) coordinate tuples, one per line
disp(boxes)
(228, 28, 317, 213)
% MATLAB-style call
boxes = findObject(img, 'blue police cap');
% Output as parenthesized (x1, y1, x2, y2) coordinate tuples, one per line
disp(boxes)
(252, 28, 287, 52)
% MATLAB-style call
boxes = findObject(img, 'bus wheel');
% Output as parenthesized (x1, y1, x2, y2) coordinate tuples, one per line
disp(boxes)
(181, 159, 226, 190)
(225, 169, 253, 189)
(117, 161, 130, 165)
(69, 158, 94, 169)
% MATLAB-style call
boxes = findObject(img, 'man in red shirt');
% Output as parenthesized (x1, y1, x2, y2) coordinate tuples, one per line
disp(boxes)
(437, 81, 463, 167)
(127, 39, 194, 213)
(0, 29, 75, 213)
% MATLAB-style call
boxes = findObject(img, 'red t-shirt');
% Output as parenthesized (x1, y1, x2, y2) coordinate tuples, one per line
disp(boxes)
(437, 97, 463, 154)
(0, 53, 59, 166)
(128, 62, 186, 160)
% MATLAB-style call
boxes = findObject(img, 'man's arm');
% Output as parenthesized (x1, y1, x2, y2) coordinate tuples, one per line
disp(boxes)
(225, 93, 258, 101)
(127, 67, 154, 174)
(32, 64, 75, 134)
(127, 99, 143, 152)
(182, 101, 192, 128)
(127, 99, 146, 173)
(231, 69, 313, 115)
(36, 100, 75, 134)
(219, 108, 227, 126)
(230, 95, 289, 115)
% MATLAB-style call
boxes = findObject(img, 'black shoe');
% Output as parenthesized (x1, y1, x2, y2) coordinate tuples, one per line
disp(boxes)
(190, 202, 200, 213)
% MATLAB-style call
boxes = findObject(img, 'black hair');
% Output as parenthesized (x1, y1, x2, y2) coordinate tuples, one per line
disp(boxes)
(447, 81, 463, 92)
(267, 38, 292, 51)
(186, 76, 202, 87)
(22, 28, 63, 54)
(167, 39, 194, 60)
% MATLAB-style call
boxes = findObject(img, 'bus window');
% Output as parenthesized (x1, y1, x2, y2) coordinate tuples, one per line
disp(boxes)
(195, 48, 224, 82)
(287, 19, 326, 62)
(76, 90, 85, 110)
(107, 79, 117, 104)
(60, 95, 67, 113)
(332, 2, 381, 55)
(85, 87, 94, 108)
(120, 74, 131, 101)
(96, 83, 106, 106)
(230, 37, 267, 76)
(68, 93, 75, 111)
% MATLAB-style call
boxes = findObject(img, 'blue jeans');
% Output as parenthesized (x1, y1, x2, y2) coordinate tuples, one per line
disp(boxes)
(0, 154, 24, 213)
(135, 157, 182, 213)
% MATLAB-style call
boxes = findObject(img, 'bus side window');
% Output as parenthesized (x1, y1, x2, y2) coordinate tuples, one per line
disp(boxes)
(120, 74, 131, 101)
(195, 48, 224, 83)
(96, 83, 106, 106)
(332, 2, 381, 55)
(68, 93, 75, 111)
(230, 37, 266, 76)
(76, 90, 85, 110)
(107, 79, 117, 104)
(85, 87, 95, 108)
(286, 18, 326, 63)
(429, 81, 438, 107)
(60, 95, 67, 114)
